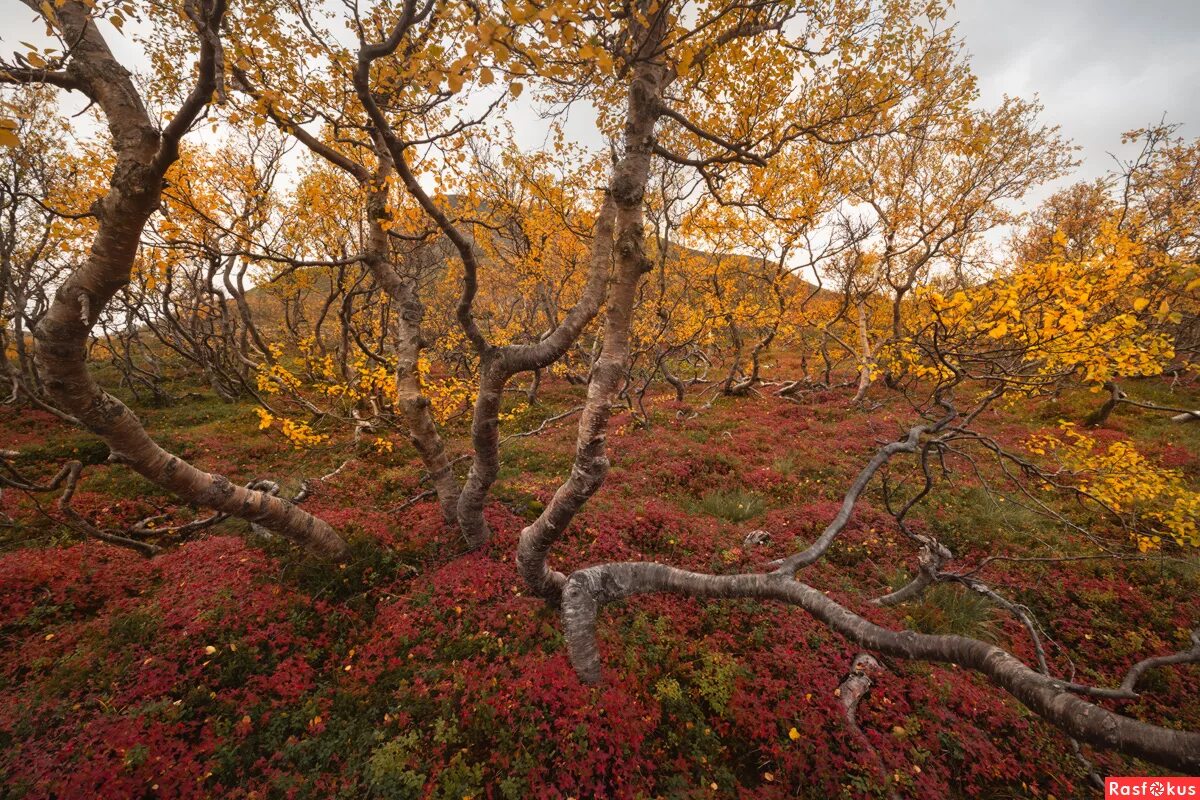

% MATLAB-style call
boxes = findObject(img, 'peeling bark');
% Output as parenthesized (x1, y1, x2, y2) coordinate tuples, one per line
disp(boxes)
(838, 654, 883, 729)
(836, 654, 897, 800)
(516, 20, 667, 600)
(12, 0, 348, 560)
(559, 561, 1200, 773)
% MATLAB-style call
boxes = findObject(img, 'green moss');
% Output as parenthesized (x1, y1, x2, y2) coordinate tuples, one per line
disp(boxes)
(365, 733, 426, 799)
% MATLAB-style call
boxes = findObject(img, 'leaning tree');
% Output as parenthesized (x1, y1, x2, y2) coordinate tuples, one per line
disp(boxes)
(0, 0, 348, 558)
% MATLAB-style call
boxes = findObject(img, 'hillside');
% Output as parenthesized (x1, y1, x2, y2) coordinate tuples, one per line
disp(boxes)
(2, 365, 1197, 798)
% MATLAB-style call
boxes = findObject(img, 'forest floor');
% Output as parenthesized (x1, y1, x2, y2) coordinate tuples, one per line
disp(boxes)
(0, 362, 1198, 799)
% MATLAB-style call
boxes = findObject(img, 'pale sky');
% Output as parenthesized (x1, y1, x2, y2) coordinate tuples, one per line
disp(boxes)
(950, 0, 1200, 183)
(3, 0, 1198, 200)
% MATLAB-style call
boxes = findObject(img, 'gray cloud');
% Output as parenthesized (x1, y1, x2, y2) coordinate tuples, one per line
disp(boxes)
(4, 1, 1196, 205)
(951, 0, 1200, 181)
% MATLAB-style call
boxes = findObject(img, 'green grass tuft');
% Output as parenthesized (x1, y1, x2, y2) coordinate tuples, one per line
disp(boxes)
(694, 488, 765, 522)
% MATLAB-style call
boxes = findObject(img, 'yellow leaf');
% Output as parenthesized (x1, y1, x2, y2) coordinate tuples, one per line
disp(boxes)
(1133, 297, 1150, 312)
(987, 321, 1008, 339)
(508, 81, 524, 98)
(787, 727, 800, 741)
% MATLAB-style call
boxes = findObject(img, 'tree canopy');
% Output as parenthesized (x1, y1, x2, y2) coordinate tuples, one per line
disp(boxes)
(1, 0, 1199, 793)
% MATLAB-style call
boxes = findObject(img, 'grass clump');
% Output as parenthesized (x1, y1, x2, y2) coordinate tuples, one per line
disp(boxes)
(695, 488, 764, 522)
(904, 582, 1001, 642)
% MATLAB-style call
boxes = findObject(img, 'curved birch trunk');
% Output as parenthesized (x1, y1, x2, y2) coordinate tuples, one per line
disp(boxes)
(393, 291, 461, 528)
(556, 409, 1200, 772)
(349, 25, 622, 549)
(516, 25, 667, 600)
(452, 195, 618, 547)
(558, 561, 1200, 773)
(16, 0, 348, 560)
(362, 158, 462, 528)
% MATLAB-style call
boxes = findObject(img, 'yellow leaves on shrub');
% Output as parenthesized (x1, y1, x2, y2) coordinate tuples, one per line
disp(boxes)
(885, 225, 1175, 389)
(497, 402, 527, 423)
(1026, 423, 1200, 550)
(279, 418, 328, 450)
(256, 363, 302, 394)
(416, 356, 471, 423)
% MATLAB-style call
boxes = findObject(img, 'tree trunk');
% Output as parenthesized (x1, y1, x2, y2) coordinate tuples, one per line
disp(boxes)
(362, 160, 462, 528)
(22, 0, 348, 560)
(851, 300, 874, 405)
(517, 32, 666, 601)
(558, 561, 1200, 773)
(455, 354, 507, 547)
(394, 290, 461, 528)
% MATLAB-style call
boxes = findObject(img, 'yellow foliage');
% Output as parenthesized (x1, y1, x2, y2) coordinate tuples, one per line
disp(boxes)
(416, 356, 471, 423)
(880, 224, 1175, 389)
(1026, 423, 1200, 550)
(279, 418, 329, 450)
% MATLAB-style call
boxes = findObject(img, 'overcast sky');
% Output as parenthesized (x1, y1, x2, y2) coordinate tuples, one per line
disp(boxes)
(3, 0, 1197, 201)
(950, 0, 1199, 184)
